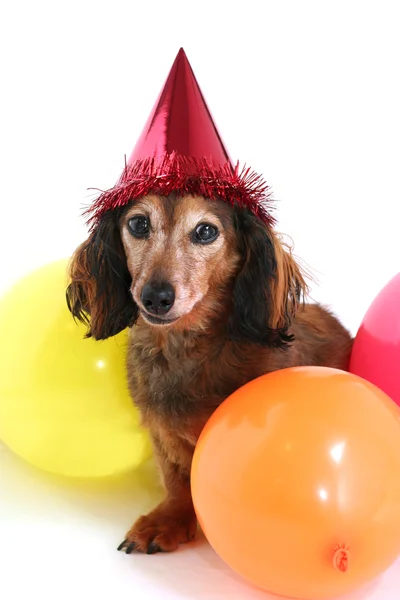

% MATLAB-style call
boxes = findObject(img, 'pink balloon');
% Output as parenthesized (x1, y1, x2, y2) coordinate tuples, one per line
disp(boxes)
(350, 273, 400, 406)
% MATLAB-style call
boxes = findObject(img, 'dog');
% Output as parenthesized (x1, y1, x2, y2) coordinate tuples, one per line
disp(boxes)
(66, 192, 353, 554)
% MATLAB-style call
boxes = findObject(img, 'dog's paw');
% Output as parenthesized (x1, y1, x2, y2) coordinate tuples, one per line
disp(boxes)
(117, 505, 198, 554)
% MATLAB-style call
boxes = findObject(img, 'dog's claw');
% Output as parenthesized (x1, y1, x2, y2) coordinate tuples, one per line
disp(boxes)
(117, 539, 137, 554)
(147, 541, 161, 554)
(125, 543, 137, 554)
(117, 539, 128, 551)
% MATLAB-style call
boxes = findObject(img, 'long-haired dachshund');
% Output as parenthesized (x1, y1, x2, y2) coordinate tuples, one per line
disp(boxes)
(66, 192, 353, 554)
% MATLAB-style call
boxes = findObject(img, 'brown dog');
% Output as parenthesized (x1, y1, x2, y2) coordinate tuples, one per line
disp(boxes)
(66, 193, 353, 554)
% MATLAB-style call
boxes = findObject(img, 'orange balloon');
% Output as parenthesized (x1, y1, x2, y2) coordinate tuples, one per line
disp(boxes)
(191, 366, 400, 600)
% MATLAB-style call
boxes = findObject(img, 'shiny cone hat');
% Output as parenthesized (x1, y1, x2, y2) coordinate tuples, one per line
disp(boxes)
(128, 47, 232, 167)
(85, 48, 274, 229)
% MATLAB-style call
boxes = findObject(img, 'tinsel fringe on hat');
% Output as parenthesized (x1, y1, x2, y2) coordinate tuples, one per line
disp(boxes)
(84, 153, 276, 231)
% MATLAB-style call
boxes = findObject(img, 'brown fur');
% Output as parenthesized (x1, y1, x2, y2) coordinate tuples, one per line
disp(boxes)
(66, 194, 353, 554)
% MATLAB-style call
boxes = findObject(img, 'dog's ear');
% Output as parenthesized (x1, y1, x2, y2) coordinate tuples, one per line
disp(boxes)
(228, 209, 309, 348)
(66, 211, 138, 340)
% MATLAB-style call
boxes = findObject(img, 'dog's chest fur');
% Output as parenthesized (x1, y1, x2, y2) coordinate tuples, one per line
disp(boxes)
(126, 321, 266, 438)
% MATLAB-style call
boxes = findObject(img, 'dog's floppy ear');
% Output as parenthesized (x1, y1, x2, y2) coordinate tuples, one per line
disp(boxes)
(228, 209, 309, 348)
(66, 210, 138, 340)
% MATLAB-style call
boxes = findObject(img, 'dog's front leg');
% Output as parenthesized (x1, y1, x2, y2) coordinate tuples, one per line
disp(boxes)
(118, 437, 197, 554)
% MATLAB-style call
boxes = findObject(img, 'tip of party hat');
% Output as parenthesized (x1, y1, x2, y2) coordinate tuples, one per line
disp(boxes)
(127, 46, 232, 167)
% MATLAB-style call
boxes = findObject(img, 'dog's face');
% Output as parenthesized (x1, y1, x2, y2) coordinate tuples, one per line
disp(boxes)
(119, 194, 240, 327)
(66, 193, 309, 347)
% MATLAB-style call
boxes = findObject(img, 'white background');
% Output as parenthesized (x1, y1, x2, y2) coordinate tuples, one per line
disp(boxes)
(0, 1, 399, 599)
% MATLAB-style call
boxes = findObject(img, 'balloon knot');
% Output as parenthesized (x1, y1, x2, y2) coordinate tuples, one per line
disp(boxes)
(332, 544, 350, 572)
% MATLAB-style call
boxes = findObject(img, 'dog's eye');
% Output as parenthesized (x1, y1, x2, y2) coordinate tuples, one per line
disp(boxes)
(128, 216, 150, 238)
(193, 223, 219, 244)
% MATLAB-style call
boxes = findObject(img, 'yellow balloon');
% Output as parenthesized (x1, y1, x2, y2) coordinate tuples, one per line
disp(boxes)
(0, 259, 152, 478)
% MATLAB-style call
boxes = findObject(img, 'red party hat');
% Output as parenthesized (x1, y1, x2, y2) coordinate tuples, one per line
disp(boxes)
(85, 48, 274, 229)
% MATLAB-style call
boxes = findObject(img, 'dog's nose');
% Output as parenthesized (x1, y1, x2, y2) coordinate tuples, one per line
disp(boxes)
(140, 281, 175, 315)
